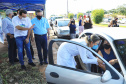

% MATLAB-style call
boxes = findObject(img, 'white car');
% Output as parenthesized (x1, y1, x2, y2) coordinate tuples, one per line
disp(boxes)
(120, 19, 126, 24)
(53, 19, 79, 37)
(45, 27, 126, 84)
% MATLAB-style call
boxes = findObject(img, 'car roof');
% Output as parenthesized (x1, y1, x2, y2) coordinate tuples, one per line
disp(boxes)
(83, 27, 126, 40)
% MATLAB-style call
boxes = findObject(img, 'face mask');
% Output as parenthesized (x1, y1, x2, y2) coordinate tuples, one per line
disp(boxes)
(36, 16, 42, 20)
(103, 44, 111, 49)
(86, 18, 89, 21)
(21, 17, 26, 21)
(92, 45, 98, 50)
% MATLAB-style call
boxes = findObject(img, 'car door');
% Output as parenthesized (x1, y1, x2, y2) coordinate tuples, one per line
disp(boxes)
(45, 39, 124, 84)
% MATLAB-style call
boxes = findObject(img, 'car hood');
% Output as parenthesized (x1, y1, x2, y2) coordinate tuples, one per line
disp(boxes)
(59, 26, 69, 30)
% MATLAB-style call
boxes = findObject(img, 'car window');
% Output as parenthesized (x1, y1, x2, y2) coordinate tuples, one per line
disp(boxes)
(114, 39, 126, 69)
(58, 20, 70, 27)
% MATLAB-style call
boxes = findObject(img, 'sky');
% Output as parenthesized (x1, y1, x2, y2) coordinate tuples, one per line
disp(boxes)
(46, 0, 126, 18)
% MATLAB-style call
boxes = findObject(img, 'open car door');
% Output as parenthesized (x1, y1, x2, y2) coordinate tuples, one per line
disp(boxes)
(45, 39, 124, 84)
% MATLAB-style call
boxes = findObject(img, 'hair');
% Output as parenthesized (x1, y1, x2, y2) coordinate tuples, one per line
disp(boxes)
(17, 9, 21, 13)
(19, 10, 27, 16)
(13, 13, 17, 16)
(87, 16, 92, 24)
(85, 34, 100, 45)
(35, 9, 42, 15)
(71, 19, 75, 25)
(5, 9, 13, 16)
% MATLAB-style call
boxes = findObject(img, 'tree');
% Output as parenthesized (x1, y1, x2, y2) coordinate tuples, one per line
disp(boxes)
(111, 13, 117, 18)
(91, 9, 104, 24)
(68, 13, 74, 19)
(117, 5, 126, 16)
(77, 13, 83, 19)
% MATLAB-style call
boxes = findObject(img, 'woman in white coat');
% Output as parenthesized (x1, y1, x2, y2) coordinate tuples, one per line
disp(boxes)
(57, 34, 103, 68)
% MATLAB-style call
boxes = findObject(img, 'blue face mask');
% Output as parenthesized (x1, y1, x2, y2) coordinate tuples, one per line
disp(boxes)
(92, 45, 98, 50)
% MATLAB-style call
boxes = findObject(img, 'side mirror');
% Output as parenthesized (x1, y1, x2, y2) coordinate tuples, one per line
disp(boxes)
(101, 70, 112, 83)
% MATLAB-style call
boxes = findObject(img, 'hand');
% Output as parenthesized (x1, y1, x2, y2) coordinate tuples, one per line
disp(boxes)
(29, 24, 35, 30)
(97, 58, 103, 64)
(109, 60, 115, 65)
(98, 63, 106, 70)
(31, 37, 34, 42)
(25, 38, 29, 44)
(48, 36, 50, 40)
(10, 35, 14, 38)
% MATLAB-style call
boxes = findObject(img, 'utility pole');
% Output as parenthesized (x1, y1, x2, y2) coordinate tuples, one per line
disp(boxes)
(67, 0, 68, 16)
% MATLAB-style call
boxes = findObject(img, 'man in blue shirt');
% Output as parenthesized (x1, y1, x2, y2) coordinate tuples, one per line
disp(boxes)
(2, 9, 19, 65)
(31, 10, 50, 65)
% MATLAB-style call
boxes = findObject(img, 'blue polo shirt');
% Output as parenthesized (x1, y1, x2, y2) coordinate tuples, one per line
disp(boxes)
(31, 17, 50, 35)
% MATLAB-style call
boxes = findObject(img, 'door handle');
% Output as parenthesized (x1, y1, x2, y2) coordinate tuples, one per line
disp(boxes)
(50, 72, 59, 78)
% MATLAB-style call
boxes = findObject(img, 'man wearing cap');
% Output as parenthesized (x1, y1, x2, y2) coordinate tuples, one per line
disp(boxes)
(2, 9, 19, 65)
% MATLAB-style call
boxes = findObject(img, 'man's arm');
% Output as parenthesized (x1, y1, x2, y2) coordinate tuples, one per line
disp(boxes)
(16, 26, 30, 30)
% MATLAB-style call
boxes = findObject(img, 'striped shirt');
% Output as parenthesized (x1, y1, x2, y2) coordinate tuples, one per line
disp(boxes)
(2, 17, 14, 35)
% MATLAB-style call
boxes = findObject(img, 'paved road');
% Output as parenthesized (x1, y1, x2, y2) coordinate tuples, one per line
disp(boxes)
(101, 22, 126, 26)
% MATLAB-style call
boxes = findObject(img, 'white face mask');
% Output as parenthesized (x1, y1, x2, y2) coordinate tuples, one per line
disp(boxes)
(86, 18, 89, 21)
(21, 17, 26, 21)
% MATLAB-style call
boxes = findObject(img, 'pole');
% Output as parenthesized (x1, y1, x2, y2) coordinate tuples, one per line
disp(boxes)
(67, 0, 68, 17)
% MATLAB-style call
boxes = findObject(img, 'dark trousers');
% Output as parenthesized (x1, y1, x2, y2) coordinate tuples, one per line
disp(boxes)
(23, 41, 34, 58)
(6, 35, 17, 63)
(35, 34, 48, 63)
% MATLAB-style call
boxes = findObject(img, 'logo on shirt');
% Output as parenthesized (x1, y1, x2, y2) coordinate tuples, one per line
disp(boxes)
(20, 24, 25, 27)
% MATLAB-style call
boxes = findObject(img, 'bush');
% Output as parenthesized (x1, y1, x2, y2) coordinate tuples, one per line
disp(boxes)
(91, 9, 104, 24)
(68, 13, 74, 19)
(77, 13, 83, 19)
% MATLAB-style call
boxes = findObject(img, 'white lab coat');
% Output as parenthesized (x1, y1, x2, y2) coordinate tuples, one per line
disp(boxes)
(57, 39, 98, 68)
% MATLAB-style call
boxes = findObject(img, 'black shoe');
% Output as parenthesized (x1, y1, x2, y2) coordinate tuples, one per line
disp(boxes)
(28, 62, 36, 66)
(44, 61, 48, 64)
(32, 57, 35, 59)
(14, 58, 19, 62)
(40, 62, 43, 65)
(10, 62, 15, 65)
(21, 65, 26, 70)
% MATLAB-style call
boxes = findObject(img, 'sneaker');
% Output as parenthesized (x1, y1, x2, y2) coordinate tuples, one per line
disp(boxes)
(14, 58, 19, 62)
(28, 62, 36, 66)
(21, 65, 26, 70)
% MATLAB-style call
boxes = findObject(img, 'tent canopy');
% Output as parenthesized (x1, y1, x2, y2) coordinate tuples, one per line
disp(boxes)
(0, 0, 46, 11)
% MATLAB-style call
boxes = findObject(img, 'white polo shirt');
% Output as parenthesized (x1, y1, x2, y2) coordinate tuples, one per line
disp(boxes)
(12, 16, 32, 38)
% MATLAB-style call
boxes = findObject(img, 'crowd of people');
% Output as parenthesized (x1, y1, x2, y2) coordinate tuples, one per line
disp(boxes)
(0, 9, 50, 70)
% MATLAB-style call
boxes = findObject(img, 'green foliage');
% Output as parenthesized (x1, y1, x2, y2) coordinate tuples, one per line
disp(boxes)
(111, 13, 117, 18)
(91, 9, 104, 24)
(68, 13, 74, 19)
(77, 13, 83, 19)
(117, 5, 126, 16)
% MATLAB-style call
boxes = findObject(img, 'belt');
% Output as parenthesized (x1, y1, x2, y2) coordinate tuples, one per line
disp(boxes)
(34, 34, 46, 36)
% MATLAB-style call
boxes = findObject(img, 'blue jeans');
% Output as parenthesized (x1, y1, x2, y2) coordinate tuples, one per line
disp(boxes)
(35, 34, 48, 64)
(15, 36, 33, 65)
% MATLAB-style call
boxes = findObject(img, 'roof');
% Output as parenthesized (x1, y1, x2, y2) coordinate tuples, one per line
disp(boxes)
(0, 0, 46, 11)
(83, 27, 126, 40)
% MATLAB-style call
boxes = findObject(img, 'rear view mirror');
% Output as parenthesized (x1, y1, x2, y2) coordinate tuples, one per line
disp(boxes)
(101, 70, 112, 83)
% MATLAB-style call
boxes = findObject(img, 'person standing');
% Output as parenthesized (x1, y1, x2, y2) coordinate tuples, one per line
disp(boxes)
(12, 10, 36, 70)
(2, 9, 19, 65)
(78, 16, 84, 35)
(68, 19, 76, 39)
(82, 16, 93, 29)
(31, 10, 50, 65)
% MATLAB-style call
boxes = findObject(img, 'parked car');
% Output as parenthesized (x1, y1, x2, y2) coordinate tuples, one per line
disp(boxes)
(53, 19, 79, 37)
(48, 16, 63, 27)
(120, 19, 126, 24)
(103, 18, 111, 22)
(45, 27, 126, 84)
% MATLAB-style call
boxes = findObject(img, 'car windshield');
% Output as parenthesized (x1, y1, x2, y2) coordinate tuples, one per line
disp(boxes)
(58, 20, 70, 27)
(114, 39, 126, 68)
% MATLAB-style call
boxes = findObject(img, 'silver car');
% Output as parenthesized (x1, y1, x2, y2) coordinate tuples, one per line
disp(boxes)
(45, 27, 126, 84)
(53, 19, 79, 37)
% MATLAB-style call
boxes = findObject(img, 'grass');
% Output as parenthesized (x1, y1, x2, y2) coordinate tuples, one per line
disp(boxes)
(0, 54, 47, 84)
(94, 23, 126, 28)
